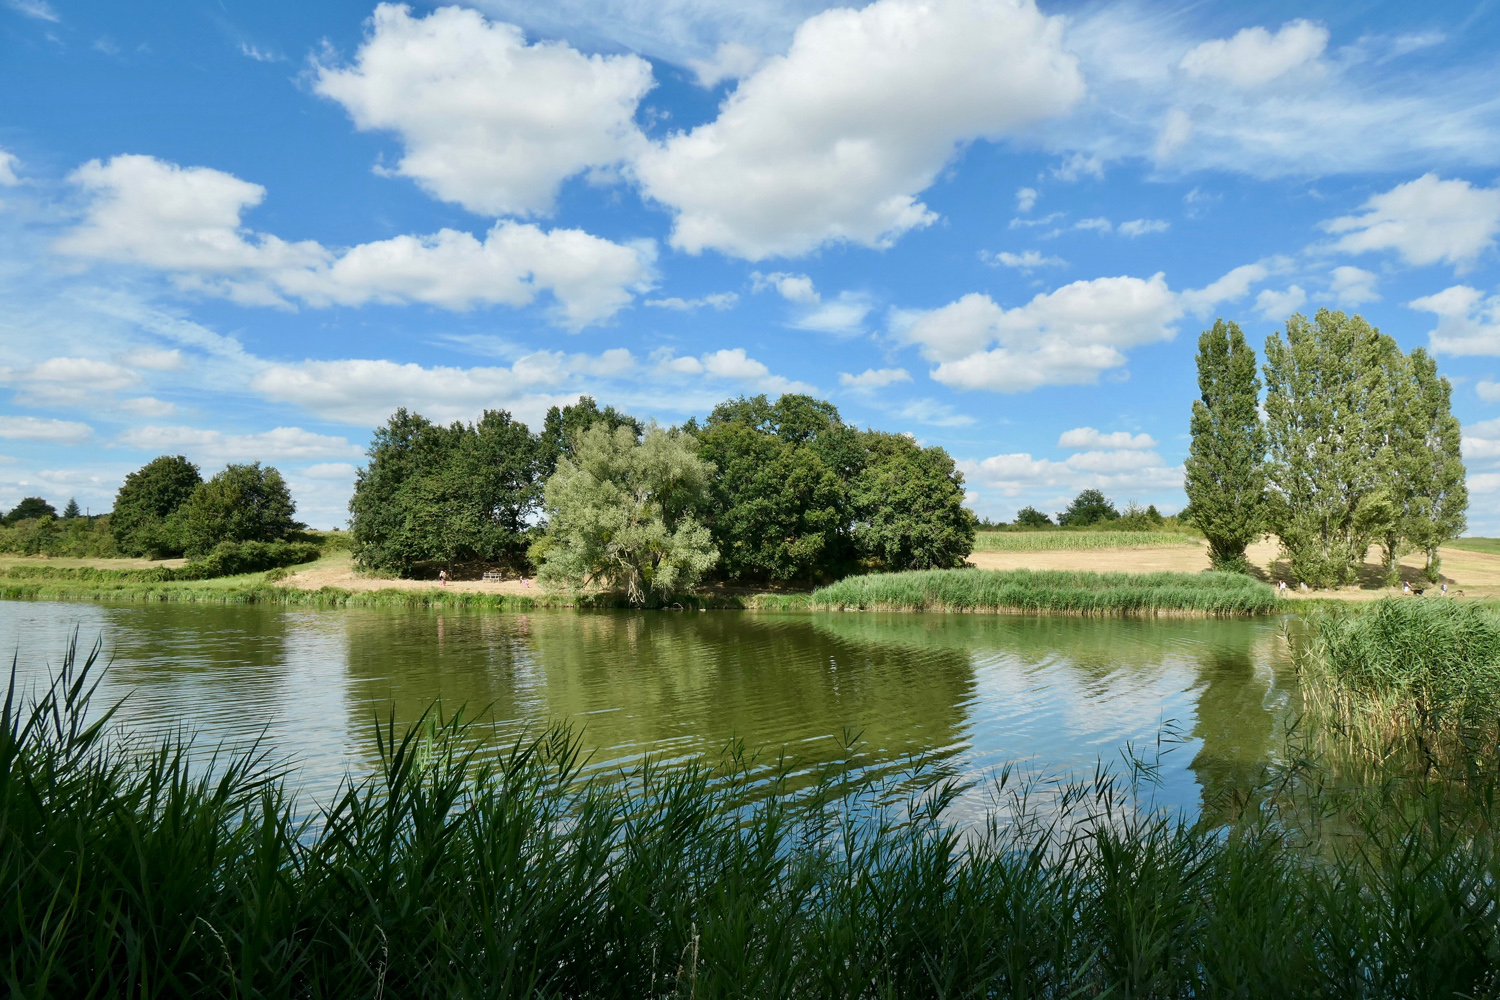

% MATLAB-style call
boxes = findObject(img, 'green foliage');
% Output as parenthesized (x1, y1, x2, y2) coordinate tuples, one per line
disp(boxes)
(0, 513, 119, 558)
(698, 421, 844, 580)
(3, 497, 56, 525)
(175, 539, 323, 579)
(537, 424, 718, 604)
(351, 408, 542, 574)
(11, 644, 1500, 998)
(1057, 489, 1118, 527)
(1014, 505, 1053, 527)
(177, 461, 299, 558)
(1186, 319, 1267, 571)
(1393, 350, 1468, 583)
(1264, 310, 1400, 587)
(60, 497, 80, 520)
(539, 395, 641, 476)
(972, 530, 1196, 552)
(1115, 502, 1166, 531)
(813, 568, 1277, 615)
(851, 431, 974, 571)
(111, 455, 202, 557)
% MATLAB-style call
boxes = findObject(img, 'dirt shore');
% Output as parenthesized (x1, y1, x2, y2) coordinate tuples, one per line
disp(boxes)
(283, 552, 542, 595)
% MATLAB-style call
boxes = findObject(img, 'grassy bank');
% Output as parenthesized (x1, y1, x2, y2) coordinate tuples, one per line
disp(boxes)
(8, 642, 1500, 997)
(812, 568, 1278, 616)
(0, 566, 812, 611)
(972, 530, 1198, 552)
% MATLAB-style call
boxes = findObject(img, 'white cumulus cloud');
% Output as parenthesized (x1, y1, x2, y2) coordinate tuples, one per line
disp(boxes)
(1409, 285, 1500, 355)
(1324, 174, 1500, 271)
(896, 273, 1180, 392)
(0, 416, 92, 443)
(838, 367, 911, 390)
(314, 3, 654, 217)
(54, 155, 653, 328)
(1058, 427, 1157, 450)
(1118, 218, 1169, 237)
(633, 0, 1084, 258)
(117, 425, 363, 463)
(1255, 285, 1308, 321)
(1329, 265, 1380, 306)
(1179, 20, 1328, 88)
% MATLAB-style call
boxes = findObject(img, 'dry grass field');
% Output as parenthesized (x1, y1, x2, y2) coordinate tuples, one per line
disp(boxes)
(968, 538, 1500, 601)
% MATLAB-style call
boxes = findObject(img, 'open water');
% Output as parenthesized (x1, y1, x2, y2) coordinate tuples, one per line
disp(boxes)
(0, 600, 1296, 817)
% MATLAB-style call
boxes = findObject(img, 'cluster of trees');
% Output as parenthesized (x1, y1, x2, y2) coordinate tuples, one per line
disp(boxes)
(1186, 311, 1467, 586)
(0, 495, 116, 558)
(350, 394, 975, 601)
(111, 456, 302, 559)
(1011, 492, 1165, 529)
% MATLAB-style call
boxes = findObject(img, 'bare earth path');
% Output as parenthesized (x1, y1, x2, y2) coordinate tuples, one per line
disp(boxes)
(967, 539, 1500, 600)
(284, 552, 541, 595)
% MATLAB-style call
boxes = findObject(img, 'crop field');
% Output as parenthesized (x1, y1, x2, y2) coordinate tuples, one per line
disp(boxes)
(971, 531, 1199, 552)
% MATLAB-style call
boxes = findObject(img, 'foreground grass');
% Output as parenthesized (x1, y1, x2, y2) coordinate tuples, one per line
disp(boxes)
(972, 530, 1199, 552)
(812, 568, 1278, 616)
(8, 641, 1500, 997)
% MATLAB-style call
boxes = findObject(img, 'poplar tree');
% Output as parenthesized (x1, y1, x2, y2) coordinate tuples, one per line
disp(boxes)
(1406, 348, 1468, 581)
(1375, 341, 1417, 586)
(1184, 319, 1266, 572)
(1263, 310, 1397, 587)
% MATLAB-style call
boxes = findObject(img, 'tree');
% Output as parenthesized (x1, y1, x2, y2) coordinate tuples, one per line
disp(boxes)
(1057, 490, 1118, 527)
(697, 421, 844, 581)
(1264, 310, 1398, 587)
(537, 424, 717, 605)
(1014, 505, 1053, 527)
(851, 432, 975, 571)
(1405, 349, 1468, 581)
(4, 497, 57, 525)
(1184, 319, 1267, 571)
(540, 396, 640, 476)
(62, 497, 81, 520)
(111, 455, 202, 557)
(350, 408, 543, 574)
(177, 462, 299, 558)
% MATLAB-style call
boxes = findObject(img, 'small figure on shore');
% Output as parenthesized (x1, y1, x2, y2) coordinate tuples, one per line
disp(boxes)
(521, 576, 530, 589)
(1442, 582, 1449, 595)
(1299, 581, 1308, 592)
(1402, 580, 1411, 594)
(439, 568, 448, 587)
(1277, 579, 1287, 593)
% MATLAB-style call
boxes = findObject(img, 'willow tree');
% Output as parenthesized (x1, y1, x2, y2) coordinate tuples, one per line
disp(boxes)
(1184, 319, 1266, 572)
(1263, 310, 1398, 587)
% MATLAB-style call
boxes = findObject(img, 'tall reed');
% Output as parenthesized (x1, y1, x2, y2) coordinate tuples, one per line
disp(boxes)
(1295, 598, 1500, 772)
(812, 568, 1278, 616)
(5, 638, 1500, 997)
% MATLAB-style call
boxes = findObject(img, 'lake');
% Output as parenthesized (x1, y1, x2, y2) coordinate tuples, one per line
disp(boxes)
(0, 600, 1295, 818)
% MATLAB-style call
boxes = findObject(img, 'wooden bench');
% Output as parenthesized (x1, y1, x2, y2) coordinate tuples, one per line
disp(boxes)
(481, 570, 503, 582)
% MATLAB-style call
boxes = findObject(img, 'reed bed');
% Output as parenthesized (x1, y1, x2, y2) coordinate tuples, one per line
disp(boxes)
(1295, 598, 1500, 771)
(7, 641, 1500, 997)
(812, 568, 1278, 616)
(972, 530, 1198, 552)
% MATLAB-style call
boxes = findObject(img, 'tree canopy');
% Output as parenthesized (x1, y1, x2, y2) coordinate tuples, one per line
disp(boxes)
(111, 455, 202, 557)
(350, 408, 542, 574)
(537, 424, 717, 605)
(1014, 506, 1053, 527)
(177, 462, 299, 558)
(1057, 490, 1118, 527)
(1185, 319, 1267, 571)
(3, 497, 57, 525)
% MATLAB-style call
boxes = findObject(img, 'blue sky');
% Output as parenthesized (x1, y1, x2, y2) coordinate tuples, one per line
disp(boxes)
(3, 0, 1500, 530)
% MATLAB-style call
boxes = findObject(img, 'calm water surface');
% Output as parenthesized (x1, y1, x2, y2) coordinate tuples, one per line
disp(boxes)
(0, 600, 1295, 816)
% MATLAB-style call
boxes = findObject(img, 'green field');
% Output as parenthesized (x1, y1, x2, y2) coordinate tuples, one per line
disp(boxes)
(1446, 536, 1500, 556)
(812, 567, 1277, 616)
(972, 530, 1199, 552)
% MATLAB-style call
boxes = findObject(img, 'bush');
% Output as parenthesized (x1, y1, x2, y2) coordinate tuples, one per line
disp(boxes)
(0, 515, 119, 558)
(172, 539, 322, 580)
(1014, 505, 1053, 527)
